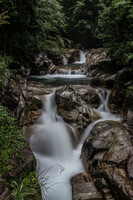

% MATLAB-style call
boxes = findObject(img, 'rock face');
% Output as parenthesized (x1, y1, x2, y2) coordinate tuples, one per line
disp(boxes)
(110, 68, 133, 113)
(81, 120, 133, 200)
(71, 173, 103, 200)
(90, 76, 115, 89)
(86, 48, 110, 66)
(32, 53, 55, 75)
(56, 85, 100, 135)
(0, 75, 54, 127)
(67, 49, 80, 64)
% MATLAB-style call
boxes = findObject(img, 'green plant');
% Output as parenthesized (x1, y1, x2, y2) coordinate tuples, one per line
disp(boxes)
(126, 81, 133, 98)
(98, 0, 133, 67)
(0, 55, 12, 84)
(6, 171, 42, 200)
(7, 179, 36, 200)
(0, 106, 26, 176)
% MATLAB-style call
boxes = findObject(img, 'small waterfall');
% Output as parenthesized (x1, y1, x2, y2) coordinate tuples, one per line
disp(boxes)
(82, 88, 120, 141)
(75, 50, 86, 64)
(30, 93, 84, 200)
(97, 89, 110, 113)
(30, 81, 120, 200)
(62, 55, 67, 65)
(53, 68, 84, 75)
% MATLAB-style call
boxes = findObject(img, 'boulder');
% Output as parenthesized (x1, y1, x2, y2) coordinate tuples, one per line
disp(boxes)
(67, 49, 80, 64)
(86, 48, 109, 66)
(109, 68, 133, 113)
(56, 85, 100, 134)
(71, 173, 103, 200)
(32, 53, 55, 75)
(56, 85, 99, 111)
(90, 76, 115, 89)
(81, 120, 133, 200)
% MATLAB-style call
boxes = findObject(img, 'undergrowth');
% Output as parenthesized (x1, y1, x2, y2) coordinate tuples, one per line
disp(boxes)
(0, 106, 26, 177)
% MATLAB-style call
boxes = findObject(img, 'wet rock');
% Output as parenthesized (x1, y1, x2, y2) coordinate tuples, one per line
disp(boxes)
(77, 106, 100, 130)
(125, 110, 133, 134)
(94, 178, 115, 200)
(81, 121, 133, 200)
(104, 166, 133, 200)
(86, 48, 109, 66)
(71, 173, 103, 200)
(8, 146, 35, 178)
(58, 109, 79, 123)
(90, 76, 115, 89)
(0, 186, 9, 200)
(56, 85, 100, 134)
(56, 85, 99, 111)
(67, 49, 80, 64)
(127, 150, 133, 179)
(33, 53, 55, 75)
(110, 68, 133, 113)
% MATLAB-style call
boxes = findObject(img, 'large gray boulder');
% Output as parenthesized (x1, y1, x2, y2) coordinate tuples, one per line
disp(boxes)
(81, 120, 133, 200)
(71, 173, 103, 200)
(56, 85, 100, 134)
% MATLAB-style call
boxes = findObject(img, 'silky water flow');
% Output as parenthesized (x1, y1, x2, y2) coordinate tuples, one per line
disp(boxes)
(30, 53, 120, 200)
(30, 88, 120, 200)
(30, 92, 84, 200)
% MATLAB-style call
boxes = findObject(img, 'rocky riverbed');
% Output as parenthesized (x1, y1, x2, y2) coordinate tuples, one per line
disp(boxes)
(0, 48, 133, 200)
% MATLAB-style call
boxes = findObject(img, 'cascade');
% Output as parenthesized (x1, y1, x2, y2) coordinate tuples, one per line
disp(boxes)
(30, 87, 119, 200)
(75, 50, 87, 64)
(30, 55, 120, 200)
(30, 93, 84, 200)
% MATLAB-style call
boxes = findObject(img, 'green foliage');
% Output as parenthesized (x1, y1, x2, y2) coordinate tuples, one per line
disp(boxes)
(7, 171, 42, 200)
(126, 81, 133, 98)
(98, 0, 133, 67)
(61, 0, 100, 47)
(0, 55, 12, 84)
(0, 106, 26, 176)
(0, 0, 67, 61)
(36, 0, 67, 56)
(0, 0, 10, 25)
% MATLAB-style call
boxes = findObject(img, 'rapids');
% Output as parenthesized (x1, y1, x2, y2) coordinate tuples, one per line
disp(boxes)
(30, 52, 120, 200)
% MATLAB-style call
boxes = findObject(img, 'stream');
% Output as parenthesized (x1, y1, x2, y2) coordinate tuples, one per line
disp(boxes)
(30, 51, 120, 200)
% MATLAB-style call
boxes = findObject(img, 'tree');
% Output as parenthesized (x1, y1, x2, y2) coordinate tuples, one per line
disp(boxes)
(61, 0, 100, 48)
(98, 0, 133, 67)
(0, 0, 67, 61)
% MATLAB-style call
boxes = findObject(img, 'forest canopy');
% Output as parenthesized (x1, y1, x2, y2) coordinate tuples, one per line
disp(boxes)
(0, 0, 133, 67)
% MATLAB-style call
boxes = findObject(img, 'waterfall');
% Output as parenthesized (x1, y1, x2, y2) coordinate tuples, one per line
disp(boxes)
(30, 93, 84, 200)
(53, 68, 84, 75)
(30, 82, 120, 199)
(75, 50, 87, 64)
(82, 88, 120, 142)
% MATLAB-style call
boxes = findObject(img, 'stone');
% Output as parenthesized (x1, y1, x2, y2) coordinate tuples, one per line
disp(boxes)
(0, 187, 9, 200)
(33, 53, 55, 75)
(127, 150, 133, 179)
(71, 173, 103, 200)
(81, 120, 133, 200)
(86, 48, 109, 66)
(90, 77, 115, 89)
(67, 49, 80, 64)
(56, 85, 99, 111)
(56, 85, 100, 135)
(110, 68, 133, 112)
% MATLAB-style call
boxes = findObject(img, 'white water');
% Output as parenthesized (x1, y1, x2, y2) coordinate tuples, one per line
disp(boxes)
(30, 93, 84, 200)
(30, 87, 120, 200)
(82, 88, 120, 142)
(53, 68, 85, 75)
(31, 74, 86, 79)
(30, 52, 120, 200)
(75, 50, 87, 64)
